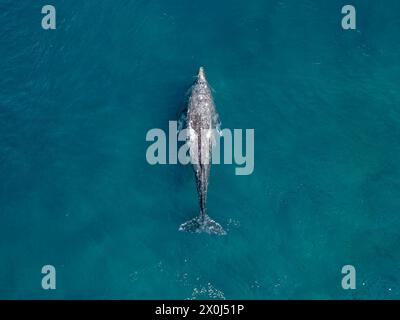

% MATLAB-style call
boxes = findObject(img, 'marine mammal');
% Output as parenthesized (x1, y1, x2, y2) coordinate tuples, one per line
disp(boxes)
(179, 67, 226, 235)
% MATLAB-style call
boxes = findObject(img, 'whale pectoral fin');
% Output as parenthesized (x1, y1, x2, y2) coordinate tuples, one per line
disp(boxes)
(210, 134, 217, 149)
(178, 108, 188, 132)
(212, 112, 222, 136)
(210, 113, 222, 147)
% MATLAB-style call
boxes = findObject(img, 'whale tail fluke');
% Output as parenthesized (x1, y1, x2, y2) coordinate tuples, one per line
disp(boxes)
(179, 215, 226, 236)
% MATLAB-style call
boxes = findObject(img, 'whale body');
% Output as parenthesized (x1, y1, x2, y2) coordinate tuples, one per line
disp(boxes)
(179, 67, 226, 235)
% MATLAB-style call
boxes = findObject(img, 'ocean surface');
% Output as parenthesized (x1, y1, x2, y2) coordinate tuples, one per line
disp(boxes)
(1, 0, 400, 299)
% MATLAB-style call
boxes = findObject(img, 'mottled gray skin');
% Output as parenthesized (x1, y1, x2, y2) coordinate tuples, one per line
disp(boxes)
(179, 67, 226, 235)
(188, 67, 214, 218)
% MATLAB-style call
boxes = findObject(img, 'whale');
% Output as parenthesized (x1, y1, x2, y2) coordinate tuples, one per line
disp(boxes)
(178, 67, 226, 235)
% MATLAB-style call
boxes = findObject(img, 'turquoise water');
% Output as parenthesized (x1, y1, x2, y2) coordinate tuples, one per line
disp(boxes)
(1, 0, 400, 299)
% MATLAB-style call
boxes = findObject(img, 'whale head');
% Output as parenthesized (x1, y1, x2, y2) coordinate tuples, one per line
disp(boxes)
(198, 67, 206, 82)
